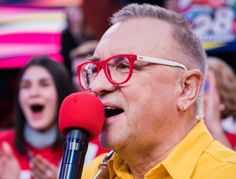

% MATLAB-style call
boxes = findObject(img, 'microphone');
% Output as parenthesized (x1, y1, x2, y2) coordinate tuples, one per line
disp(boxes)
(58, 92, 105, 179)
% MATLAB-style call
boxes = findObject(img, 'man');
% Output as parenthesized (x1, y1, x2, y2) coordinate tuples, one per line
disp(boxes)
(79, 3, 236, 179)
(70, 40, 99, 91)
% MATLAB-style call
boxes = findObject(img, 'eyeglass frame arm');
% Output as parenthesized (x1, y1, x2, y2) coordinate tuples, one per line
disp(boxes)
(137, 55, 188, 71)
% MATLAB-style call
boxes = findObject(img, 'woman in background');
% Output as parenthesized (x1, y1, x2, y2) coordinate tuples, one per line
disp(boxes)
(204, 56, 236, 149)
(0, 56, 74, 179)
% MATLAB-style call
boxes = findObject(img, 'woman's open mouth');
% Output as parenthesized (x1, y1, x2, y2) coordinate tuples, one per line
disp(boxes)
(30, 104, 44, 113)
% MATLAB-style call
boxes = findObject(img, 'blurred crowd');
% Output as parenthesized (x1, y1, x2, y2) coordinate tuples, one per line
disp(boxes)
(0, 0, 235, 178)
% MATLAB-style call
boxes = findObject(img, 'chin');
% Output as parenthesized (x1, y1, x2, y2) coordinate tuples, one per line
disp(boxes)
(99, 133, 113, 149)
(29, 122, 51, 132)
(99, 133, 108, 146)
(100, 133, 125, 152)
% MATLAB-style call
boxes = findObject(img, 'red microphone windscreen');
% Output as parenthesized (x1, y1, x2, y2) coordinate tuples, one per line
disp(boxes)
(58, 92, 105, 140)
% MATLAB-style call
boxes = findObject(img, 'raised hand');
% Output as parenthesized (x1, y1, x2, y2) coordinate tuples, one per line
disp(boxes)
(30, 155, 58, 179)
(0, 142, 20, 179)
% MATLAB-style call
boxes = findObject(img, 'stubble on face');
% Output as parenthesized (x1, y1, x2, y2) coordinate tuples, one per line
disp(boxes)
(95, 17, 182, 154)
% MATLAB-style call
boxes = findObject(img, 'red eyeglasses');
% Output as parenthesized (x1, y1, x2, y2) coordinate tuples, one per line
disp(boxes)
(77, 54, 188, 90)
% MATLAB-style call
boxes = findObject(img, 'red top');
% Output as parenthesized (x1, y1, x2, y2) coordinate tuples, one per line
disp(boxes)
(226, 132, 236, 150)
(0, 129, 63, 170)
(0, 129, 108, 177)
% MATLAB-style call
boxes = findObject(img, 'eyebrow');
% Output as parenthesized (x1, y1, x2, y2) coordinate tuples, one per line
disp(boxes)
(87, 56, 100, 62)
(21, 76, 52, 83)
(74, 51, 95, 58)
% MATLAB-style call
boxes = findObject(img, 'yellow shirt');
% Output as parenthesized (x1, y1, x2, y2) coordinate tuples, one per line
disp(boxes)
(82, 121, 236, 179)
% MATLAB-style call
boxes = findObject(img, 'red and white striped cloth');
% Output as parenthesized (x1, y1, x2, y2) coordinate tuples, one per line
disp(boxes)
(0, 4, 73, 69)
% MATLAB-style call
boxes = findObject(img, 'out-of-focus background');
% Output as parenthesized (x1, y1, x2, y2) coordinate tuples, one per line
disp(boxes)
(0, 0, 236, 128)
(0, 0, 122, 128)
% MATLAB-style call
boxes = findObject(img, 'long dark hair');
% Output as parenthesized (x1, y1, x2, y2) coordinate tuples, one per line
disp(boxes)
(14, 56, 74, 154)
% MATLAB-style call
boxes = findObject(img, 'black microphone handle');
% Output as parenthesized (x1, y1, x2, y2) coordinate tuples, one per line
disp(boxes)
(59, 129, 89, 179)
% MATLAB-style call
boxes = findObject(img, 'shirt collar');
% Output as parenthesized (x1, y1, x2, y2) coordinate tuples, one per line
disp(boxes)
(161, 120, 213, 179)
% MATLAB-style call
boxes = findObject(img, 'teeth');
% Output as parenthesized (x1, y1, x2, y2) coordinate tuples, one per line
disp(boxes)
(105, 106, 116, 110)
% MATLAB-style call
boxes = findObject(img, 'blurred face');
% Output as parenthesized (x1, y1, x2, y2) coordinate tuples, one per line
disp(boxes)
(67, 7, 84, 30)
(19, 66, 58, 131)
(72, 57, 87, 91)
(91, 18, 184, 153)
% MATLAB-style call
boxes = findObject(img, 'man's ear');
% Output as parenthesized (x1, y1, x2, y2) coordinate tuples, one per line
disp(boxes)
(177, 70, 203, 112)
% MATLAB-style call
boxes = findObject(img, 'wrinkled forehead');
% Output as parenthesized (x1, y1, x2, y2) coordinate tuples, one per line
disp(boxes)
(94, 18, 175, 59)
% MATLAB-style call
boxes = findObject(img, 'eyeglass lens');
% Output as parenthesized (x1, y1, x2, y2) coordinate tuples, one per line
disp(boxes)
(80, 56, 132, 89)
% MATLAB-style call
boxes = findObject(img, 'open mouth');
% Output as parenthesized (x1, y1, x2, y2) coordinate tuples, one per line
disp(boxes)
(30, 104, 44, 113)
(105, 106, 124, 118)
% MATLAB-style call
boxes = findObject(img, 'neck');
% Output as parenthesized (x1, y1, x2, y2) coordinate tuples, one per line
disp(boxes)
(24, 124, 57, 149)
(117, 119, 197, 178)
(120, 139, 178, 178)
